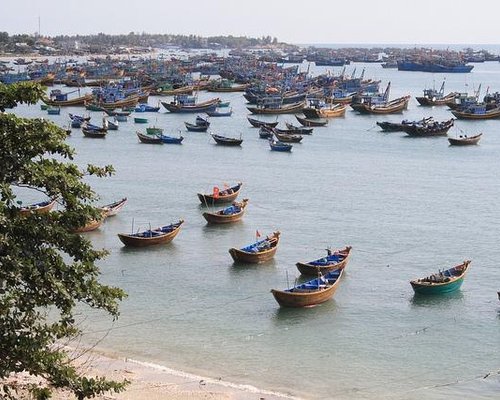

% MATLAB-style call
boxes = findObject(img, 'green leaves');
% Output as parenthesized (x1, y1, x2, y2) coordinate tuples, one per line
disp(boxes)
(0, 83, 127, 398)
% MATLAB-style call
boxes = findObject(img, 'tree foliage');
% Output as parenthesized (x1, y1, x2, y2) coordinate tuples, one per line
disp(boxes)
(0, 83, 127, 399)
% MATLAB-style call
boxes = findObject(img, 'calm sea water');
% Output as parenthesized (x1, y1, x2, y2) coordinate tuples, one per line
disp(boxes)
(13, 60, 500, 399)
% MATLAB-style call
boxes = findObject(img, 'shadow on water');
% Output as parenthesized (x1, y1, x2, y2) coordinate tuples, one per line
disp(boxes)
(410, 290, 464, 308)
(229, 259, 277, 273)
(119, 241, 179, 254)
(202, 220, 244, 232)
(271, 299, 338, 326)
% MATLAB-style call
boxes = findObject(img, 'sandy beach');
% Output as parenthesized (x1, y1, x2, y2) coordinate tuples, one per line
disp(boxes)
(42, 348, 300, 400)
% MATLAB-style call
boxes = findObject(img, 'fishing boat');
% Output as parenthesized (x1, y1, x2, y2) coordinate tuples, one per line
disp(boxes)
(206, 108, 233, 117)
(136, 131, 162, 144)
(159, 134, 184, 144)
(117, 220, 184, 247)
(271, 268, 344, 308)
(72, 217, 104, 233)
(103, 109, 131, 117)
(284, 123, 313, 134)
(47, 107, 61, 115)
(376, 117, 433, 132)
(448, 133, 482, 146)
(197, 182, 243, 205)
(403, 118, 455, 137)
(106, 118, 119, 130)
(350, 95, 411, 114)
(273, 131, 303, 143)
(185, 121, 209, 132)
(269, 139, 293, 152)
(259, 126, 274, 139)
(246, 100, 306, 115)
(43, 90, 93, 107)
(19, 198, 57, 216)
(100, 197, 127, 217)
(134, 117, 149, 124)
(206, 80, 249, 92)
(451, 105, 500, 120)
(296, 246, 352, 276)
(410, 260, 471, 295)
(397, 60, 474, 73)
(295, 115, 328, 127)
(82, 127, 107, 138)
(302, 102, 346, 119)
(229, 231, 280, 263)
(134, 103, 160, 112)
(161, 96, 220, 113)
(202, 199, 249, 224)
(416, 81, 457, 106)
(211, 133, 243, 146)
(247, 116, 279, 128)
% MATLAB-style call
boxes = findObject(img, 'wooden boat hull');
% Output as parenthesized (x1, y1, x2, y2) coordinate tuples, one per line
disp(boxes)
(19, 199, 57, 216)
(302, 104, 346, 119)
(82, 128, 106, 138)
(43, 94, 93, 107)
(448, 134, 482, 145)
(212, 134, 243, 146)
(198, 183, 242, 205)
(161, 98, 220, 113)
(246, 101, 305, 115)
(229, 232, 280, 263)
(410, 260, 470, 295)
(295, 115, 328, 127)
(403, 119, 454, 137)
(118, 221, 183, 247)
(416, 93, 456, 106)
(296, 246, 352, 275)
(137, 132, 162, 144)
(274, 131, 303, 143)
(351, 96, 411, 114)
(247, 117, 279, 128)
(73, 218, 103, 233)
(411, 276, 465, 294)
(152, 85, 194, 96)
(271, 269, 344, 307)
(451, 108, 500, 119)
(206, 84, 248, 92)
(185, 122, 208, 132)
(101, 198, 127, 217)
(202, 200, 248, 224)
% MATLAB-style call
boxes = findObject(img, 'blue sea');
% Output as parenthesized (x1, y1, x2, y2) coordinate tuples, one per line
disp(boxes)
(11, 58, 500, 399)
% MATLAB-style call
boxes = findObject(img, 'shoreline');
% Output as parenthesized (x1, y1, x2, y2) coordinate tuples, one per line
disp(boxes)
(51, 347, 301, 400)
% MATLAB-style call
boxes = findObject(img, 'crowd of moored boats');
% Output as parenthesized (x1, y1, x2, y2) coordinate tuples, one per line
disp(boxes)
(8, 53, 500, 306)
(18, 182, 493, 307)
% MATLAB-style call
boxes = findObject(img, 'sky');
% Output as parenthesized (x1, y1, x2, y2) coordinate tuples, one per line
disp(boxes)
(2, 0, 500, 45)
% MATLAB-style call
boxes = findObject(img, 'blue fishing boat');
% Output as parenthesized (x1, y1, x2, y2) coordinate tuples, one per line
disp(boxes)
(159, 134, 184, 144)
(202, 198, 249, 224)
(271, 268, 344, 308)
(410, 260, 471, 295)
(296, 246, 352, 275)
(228, 231, 280, 263)
(47, 107, 61, 115)
(134, 103, 160, 112)
(397, 60, 473, 73)
(269, 139, 292, 152)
